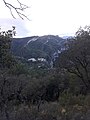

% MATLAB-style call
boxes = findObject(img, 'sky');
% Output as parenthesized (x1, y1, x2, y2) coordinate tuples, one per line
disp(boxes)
(0, 0, 90, 37)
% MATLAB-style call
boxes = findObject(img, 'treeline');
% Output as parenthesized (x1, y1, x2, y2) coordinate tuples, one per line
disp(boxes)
(0, 26, 90, 120)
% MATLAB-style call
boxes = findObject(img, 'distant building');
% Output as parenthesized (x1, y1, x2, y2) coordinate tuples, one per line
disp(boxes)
(28, 58, 37, 62)
(38, 58, 46, 62)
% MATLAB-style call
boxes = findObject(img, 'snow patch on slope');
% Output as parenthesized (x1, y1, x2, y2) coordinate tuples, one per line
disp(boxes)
(24, 37, 39, 47)
(44, 40, 48, 44)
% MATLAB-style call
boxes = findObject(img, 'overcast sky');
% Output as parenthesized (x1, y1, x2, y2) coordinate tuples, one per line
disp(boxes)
(0, 0, 90, 37)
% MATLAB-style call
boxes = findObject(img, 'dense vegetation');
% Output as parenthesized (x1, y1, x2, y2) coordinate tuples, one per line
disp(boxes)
(0, 26, 90, 120)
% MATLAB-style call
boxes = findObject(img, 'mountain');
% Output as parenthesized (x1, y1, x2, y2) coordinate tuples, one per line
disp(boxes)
(62, 36, 74, 39)
(11, 35, 67, 68)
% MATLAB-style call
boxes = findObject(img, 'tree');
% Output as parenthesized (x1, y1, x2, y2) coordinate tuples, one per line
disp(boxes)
(57, 26, 90, 92)
(2, 0, 29, 19)
(0, 26, 16, 68)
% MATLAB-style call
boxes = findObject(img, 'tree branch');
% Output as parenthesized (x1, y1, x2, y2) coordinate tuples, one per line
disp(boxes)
(3, 0, 30, 20)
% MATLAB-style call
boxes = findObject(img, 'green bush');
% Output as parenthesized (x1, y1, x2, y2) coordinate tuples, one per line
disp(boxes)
(9, 63, 29, 75)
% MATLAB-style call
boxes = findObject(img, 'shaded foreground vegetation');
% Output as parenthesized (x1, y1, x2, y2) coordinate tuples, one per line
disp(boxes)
(0, 26, 90, 120)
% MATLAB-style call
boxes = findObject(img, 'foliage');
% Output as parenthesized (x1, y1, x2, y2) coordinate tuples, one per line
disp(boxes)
(0, 26, 90, 119)
(56, 26, 90, 92)
(9, 62, 29, 75)
(0, 26, 16, 68)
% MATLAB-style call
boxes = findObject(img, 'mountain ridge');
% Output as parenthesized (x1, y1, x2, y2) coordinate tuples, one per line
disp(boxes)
(11, 35, 67, 68)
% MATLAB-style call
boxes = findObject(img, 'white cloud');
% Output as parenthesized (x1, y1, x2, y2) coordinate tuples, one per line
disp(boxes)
(0, 19, 29, 37)
(0, 0, 90, 37)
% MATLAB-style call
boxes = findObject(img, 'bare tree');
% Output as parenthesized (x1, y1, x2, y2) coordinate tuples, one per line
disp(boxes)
(2, 0, 30, 20)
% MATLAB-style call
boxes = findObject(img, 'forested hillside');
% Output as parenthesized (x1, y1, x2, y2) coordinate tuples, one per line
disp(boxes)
(0, 26, 90, 120)
(11, 35, 66, 68)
